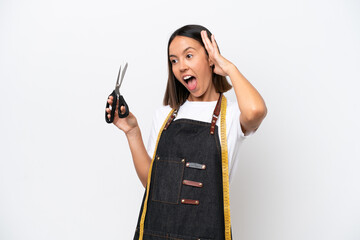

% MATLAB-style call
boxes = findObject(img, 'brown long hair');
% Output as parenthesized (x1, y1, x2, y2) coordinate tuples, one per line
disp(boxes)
(163, 24, 232, 109)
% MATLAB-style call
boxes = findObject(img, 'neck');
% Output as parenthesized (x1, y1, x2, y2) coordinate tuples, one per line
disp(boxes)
(188, 93, 220, 102)
(187, 86, 220, 102)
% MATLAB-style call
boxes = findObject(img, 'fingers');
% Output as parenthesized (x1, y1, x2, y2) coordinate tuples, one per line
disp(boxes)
(106, 106, 112, 120)
(106, 101, 126, 114)
(107, 96, 120, 112)
(211, 34, 219, 51)
(107, 95, 113, 105)
(120, 105, 126, 115)
(202, 30, 214, 51)
(201, 30, 211, 52)
(106, 95, 117, 120)
(106, 96, 128, 119)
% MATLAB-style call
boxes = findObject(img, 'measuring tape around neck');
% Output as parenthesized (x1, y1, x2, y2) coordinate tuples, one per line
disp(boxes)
(220, 95, 232, 240)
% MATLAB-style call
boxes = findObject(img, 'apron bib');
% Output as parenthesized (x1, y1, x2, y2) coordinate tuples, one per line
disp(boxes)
(134, 94, 232, 240)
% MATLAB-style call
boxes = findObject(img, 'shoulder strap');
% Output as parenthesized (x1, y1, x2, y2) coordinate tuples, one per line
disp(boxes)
(210, 93, 223, 134)
(163, 108, 178, 130)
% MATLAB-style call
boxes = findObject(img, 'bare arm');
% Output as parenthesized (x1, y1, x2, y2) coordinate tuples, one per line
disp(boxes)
(106, 96, 151, 188)
(226, 64, 267, 135)
(201, 31, 267, 135)
(125, 127, 151, 188)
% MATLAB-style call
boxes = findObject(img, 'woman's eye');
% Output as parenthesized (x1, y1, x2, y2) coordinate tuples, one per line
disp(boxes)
(186, 54, 193, 58)
(171, 59, 178, 64)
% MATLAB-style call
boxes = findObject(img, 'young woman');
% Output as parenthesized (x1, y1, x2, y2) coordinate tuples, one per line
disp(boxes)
(106, 24, 267, 240)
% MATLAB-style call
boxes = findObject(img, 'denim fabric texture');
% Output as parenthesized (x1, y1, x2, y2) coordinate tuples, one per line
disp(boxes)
(133, 117, 232, 240)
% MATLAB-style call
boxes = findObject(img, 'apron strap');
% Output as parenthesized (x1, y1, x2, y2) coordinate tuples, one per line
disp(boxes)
(164, 93, 223, 134)
(163, 109, 178, 130)
(210, 93, 223, 135)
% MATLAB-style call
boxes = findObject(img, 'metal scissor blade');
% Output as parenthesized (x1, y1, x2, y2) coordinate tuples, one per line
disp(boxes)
(115, 65, 122, 89)
(119, 62, 128, 87)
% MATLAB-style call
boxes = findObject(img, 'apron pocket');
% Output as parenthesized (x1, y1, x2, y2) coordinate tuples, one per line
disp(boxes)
(151, 156, 185, 204)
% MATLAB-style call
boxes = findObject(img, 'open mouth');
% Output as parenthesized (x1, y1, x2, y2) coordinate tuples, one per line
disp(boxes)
(184, 75, 195, 83)
(183, 75, 197, 91)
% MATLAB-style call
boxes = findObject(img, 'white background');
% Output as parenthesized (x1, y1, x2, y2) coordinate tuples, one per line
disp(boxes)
(1, 0, 359, 239)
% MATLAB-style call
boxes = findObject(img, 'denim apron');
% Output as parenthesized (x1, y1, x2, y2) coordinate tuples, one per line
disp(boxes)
(134, 94, 232, 240)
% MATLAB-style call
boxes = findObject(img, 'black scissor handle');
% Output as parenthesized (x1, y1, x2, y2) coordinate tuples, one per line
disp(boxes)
(118, 95, 129, 118)
(105, 90, 117, 123)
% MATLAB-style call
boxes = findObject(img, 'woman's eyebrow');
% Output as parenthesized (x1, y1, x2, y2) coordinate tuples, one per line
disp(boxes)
(169, 46, 196, 58)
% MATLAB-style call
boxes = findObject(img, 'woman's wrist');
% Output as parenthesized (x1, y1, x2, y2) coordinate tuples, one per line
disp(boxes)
(125, 125, 141, 140)
(224, 63, 238, 77)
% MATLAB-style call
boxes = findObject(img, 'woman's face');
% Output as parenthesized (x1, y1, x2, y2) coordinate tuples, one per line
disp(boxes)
(169, 36, 218, 101)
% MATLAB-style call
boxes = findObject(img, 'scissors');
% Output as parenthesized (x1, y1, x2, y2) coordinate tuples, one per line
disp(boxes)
(105, 62, 129, 123)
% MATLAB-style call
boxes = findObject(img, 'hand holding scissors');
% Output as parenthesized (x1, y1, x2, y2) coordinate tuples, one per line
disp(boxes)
(105, 62, 129, 123)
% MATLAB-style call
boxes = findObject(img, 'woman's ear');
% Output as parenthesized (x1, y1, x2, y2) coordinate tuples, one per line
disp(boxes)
(208, 58, 214, 68)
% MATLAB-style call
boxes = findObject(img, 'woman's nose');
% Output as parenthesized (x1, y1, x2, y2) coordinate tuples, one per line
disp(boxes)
(179, 60, 188, 72)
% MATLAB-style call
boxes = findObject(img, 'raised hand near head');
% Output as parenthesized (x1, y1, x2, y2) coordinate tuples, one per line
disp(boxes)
(200, 30, 233, 77)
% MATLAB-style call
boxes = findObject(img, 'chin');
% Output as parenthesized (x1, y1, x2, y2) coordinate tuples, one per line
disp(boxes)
(188, 91, 206, 99)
